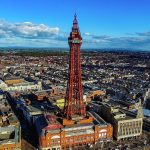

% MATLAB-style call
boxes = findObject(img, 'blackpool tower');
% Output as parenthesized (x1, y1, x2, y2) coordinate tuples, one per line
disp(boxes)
(63, 14, 86, 120)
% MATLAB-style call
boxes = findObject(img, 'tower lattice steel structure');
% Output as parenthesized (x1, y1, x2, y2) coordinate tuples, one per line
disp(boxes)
(64, 15, 86, 119)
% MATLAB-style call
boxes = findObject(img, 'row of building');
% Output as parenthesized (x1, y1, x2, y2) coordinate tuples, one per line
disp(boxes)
(0, 75, 146, 150)
(0, 91, 21, 150)
(0, 77, 42, 92)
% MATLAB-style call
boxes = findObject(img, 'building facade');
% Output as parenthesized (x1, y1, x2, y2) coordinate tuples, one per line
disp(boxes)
(0, 79, 42, 91)
(35, 113, 113, 150)
(114, 117, 143, 140)
(99, 102, 143, 141)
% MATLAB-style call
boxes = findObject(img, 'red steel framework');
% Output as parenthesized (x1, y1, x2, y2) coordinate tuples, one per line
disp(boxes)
(64, 14, 86, 119)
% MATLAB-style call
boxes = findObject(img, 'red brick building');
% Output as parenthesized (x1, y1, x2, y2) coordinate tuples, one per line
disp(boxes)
(35, 113, 113, 150)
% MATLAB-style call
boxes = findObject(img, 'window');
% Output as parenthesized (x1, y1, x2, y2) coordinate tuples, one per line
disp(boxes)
(70, 138, 73, 142)
(52, 139, 55, 143)
(101, 132, 106, 137)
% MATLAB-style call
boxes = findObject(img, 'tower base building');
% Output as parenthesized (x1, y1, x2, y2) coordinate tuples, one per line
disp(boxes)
(35, 112, 113, 150)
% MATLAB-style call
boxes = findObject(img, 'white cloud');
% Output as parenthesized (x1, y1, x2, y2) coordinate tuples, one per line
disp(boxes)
(84, 32, 90, 36)
(0, 19, 150, 50)
(0, 20, 59, 39)
(0, 20, 65, 47)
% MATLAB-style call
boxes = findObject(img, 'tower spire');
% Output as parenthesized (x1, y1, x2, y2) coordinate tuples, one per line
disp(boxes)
(72, 13, 79, 31)
(74, 13, 77, 22)
(74, 12, 77, 18)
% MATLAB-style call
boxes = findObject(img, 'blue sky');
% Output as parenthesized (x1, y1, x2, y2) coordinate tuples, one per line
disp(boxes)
(0, 0, 150, 50)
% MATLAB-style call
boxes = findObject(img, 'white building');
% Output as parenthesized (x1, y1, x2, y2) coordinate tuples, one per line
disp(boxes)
(0, 79, 42, 92)
(0, 80, 7, 91)
(7, 81, 42, 91)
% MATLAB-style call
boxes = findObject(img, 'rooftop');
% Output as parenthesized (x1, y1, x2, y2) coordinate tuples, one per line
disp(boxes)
(0, 98, 19, 127)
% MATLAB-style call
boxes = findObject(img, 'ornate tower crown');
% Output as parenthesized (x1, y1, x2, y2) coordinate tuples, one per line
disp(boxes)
(69, 14, 82, 44)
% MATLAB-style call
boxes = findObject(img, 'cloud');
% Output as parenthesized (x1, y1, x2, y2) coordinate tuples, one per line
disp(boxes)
(0, 19, 150, 50)
(0, 20, 67, 47)
(84, 32, 90, 36)
(0, 20, 59, 39)
(0, 29, 7, 38)
(136, 31, 150, 37)
(92, 35, 111, 40)
(82, 31, 150, 50)
(83, 33, 110, 40)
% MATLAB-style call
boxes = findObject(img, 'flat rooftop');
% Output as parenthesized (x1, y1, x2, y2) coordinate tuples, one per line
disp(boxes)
(0, 98, 19, 127)
(35, 111, 109, 137)
(7, 81, 37, 86)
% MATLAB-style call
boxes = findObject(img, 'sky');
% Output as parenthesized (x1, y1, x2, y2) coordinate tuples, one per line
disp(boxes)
(0, 0, 150, 50)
